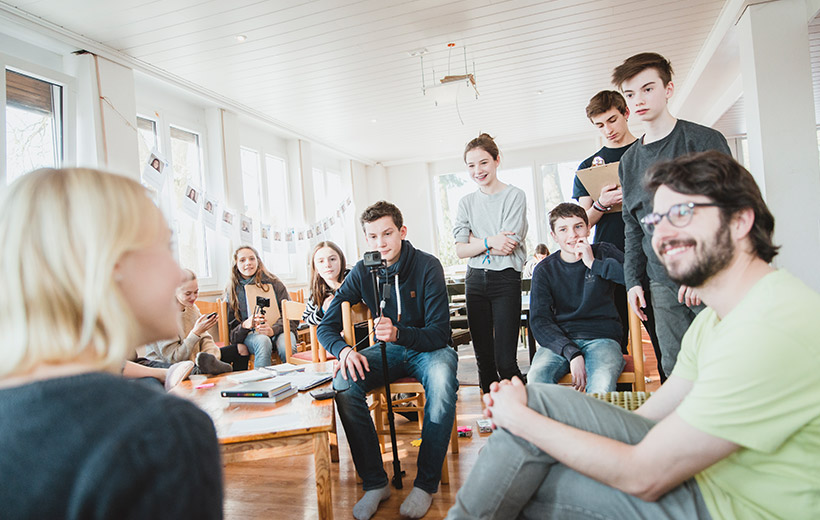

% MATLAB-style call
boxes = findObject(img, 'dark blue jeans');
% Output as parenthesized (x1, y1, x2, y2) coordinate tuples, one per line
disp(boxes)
(333, 344, 458, 493)
(465, 267, 523, 392)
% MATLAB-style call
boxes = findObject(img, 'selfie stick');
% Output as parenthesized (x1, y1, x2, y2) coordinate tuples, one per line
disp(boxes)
(369, 265, 404, 489)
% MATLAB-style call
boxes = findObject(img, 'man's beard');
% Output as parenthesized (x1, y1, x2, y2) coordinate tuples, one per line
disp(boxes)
(663, 225, 734, 287)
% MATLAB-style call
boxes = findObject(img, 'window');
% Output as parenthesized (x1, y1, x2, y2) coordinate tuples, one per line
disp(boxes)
(240, 147, 263, 221)
(540, 160, 584, 251)
(5, 69, 63, 183)
(136, 116, 158, 170)
(170, 125, 210, 277)
(497, 166, 537, 256)
(265, 154, 289, 226)
(265, 154, 291, 275)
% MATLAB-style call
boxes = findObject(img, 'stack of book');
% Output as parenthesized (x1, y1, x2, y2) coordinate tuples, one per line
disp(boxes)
(221, 380, 297, 404)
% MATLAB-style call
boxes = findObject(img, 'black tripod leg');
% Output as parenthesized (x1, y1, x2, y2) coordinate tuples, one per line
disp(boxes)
(380, 340, 404, 489)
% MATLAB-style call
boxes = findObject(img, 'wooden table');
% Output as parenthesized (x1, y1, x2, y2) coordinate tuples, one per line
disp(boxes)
(171, 363, 337, 519)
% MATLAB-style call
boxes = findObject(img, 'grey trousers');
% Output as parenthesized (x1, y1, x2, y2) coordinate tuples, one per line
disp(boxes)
(446, 384, 712, 520)
(649, 281, 705, 378)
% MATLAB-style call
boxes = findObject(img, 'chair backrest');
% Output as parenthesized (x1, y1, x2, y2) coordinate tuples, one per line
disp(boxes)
(281, 299, 306, 363)
(626, 304, 646, 392)
(289, 289, 305, 303)
(341, 301, 374, 349)
(194, 298, 229, 345)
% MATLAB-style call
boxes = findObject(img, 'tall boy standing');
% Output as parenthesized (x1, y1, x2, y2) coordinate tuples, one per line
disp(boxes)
(614, 52, 730, 377)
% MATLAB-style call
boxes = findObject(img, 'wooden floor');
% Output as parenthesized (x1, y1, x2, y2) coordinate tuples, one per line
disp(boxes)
(222, 330, 661, 519)
(222, 385, 487, 519)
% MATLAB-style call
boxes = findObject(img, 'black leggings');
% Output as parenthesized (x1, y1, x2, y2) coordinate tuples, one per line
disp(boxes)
(465, 267, 523, 393)
(219, 345, 250, 371)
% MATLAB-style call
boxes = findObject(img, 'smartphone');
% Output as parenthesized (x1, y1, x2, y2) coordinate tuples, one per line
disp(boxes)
(310, 389, 336, 400)
(205, 312, 217, 319)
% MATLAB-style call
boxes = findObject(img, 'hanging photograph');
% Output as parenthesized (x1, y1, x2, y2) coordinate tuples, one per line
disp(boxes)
(261, 224, 272, 252)
(202, 196, 218, 230)
(181, 184, 201, 219)
(239, 214, 253, 244)
(220, 210, 235, 238)
(141, 149, 168, 191)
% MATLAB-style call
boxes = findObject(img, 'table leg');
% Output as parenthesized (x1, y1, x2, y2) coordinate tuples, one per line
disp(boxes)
(314, 431, 333, 520)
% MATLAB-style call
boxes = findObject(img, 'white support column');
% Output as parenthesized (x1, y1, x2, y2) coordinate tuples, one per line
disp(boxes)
(737, 0, 820, 291)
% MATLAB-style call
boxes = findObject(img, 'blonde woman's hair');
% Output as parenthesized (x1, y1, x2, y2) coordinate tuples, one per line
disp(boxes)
(0, 168, 166, 378)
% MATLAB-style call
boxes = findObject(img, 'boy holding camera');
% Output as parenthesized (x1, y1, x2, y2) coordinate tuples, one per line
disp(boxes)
(317, 201, 458, 520)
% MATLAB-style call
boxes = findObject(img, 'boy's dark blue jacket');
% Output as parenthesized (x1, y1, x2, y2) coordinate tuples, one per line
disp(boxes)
(318, 240, 451, 358)
(530, 242, 625, 362)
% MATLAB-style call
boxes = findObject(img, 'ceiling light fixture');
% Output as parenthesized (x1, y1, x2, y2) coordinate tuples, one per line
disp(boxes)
(235, 35, 247, 42)
(417, 43, 479, 108)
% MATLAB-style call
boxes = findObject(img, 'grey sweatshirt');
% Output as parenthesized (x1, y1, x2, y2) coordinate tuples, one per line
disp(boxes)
(619, 119, 730, 291)
(453, 184, 528, 271)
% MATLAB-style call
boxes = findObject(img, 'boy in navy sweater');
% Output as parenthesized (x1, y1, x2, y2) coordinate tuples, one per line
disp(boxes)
(318, 201, 457, 520)
(528, 203, 625, 393)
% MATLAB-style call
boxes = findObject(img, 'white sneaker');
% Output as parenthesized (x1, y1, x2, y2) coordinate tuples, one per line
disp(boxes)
(165, 360, 195, 391)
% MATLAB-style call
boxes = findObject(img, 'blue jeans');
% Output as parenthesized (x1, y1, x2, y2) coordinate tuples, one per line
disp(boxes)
(446, 384, 711, 519)
(244, 331, 297, 368)
(333, 344, 459, 493)
(528, 338, 625, 393)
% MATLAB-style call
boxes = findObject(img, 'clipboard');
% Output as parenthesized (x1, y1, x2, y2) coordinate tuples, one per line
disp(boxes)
(575, 162, 622, 213)
(245, 283, 281, 326)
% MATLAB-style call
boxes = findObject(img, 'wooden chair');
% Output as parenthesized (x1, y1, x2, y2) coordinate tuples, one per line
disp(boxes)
(281, 299, 336, 364)
(194, 298, 229, 346)
(340, 301, 458, 485)
(556, 305, 646, 392)
(289, 289, 305, 303)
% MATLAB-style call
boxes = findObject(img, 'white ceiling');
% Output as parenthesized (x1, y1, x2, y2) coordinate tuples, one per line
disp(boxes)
(7, 0, 728, 163)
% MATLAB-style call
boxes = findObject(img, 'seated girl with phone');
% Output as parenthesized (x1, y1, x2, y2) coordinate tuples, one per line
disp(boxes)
(140, 269, 232, 375)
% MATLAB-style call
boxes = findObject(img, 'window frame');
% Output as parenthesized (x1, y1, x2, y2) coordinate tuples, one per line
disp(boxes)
(0, 52, 75, 185)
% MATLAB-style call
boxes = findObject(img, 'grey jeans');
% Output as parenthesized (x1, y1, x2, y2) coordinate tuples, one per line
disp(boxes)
(649, 281, 705, 378)
(446, 384, 712, 519)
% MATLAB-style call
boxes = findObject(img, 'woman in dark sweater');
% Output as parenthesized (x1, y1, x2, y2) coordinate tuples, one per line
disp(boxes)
(225, 245, 297, 367)
(0, 167, 222, 519)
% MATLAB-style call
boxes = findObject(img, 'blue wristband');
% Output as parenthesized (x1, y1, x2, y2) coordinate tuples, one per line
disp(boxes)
(484, 237, 489, 251)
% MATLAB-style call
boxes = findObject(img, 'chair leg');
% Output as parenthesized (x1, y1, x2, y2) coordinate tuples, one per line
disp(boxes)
(440, 455, 450, 485)
(330, 414, 340, 463)
(450, 415, 459, 454)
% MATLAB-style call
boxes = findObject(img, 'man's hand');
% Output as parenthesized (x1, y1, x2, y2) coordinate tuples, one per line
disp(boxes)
(574, 238, 594, 269)
(569, 356, 587, 392)
(483, 377, 528, 431)
(332, 346, 370, 381)
(678, 285, 701, 307)
(597, 184, 623, 208)
(374, 315, 398, 343)
(627, 285, 648, 321)
(487, 231, 518, 256)
(192, 312, 218, 336)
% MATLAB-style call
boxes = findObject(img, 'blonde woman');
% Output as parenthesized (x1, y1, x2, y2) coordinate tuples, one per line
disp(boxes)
(0, 168, 222, 517)
(142, 269, 232, 375)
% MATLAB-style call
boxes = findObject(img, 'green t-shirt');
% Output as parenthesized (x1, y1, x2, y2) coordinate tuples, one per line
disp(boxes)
(673, 270, 820, 519)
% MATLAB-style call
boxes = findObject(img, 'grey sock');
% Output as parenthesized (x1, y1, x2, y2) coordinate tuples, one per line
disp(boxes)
(196, 352, 232, 375)
(353, 485, 391, 520)
(399, 487, 432, 519)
